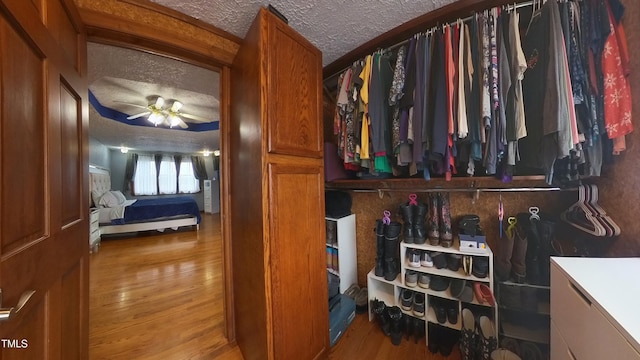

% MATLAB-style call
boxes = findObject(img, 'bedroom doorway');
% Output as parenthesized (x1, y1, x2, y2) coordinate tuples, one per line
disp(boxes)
(86, 41, 228, 358)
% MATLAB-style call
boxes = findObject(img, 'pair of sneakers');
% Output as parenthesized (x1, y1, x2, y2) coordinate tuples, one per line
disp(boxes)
(407, 249, 433, 268)
(400, 288, 425, 317)
(405, 270, 430, 289)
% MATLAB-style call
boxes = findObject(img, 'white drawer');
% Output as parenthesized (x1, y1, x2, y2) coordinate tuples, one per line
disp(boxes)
(550, 263, 592, 359)
(588, 305, 640, 360)
(90, 209, 99, 223)
(550, 319, 575, 360)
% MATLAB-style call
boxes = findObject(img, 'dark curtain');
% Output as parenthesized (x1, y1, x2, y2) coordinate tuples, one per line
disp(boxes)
(175, 155, 183, 176)
(154, 154, 163, 175)
(191, 156, 208, 180)
(124, 153, 138, 191)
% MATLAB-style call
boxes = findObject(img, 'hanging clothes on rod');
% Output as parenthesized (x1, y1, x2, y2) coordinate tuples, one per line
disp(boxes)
(329, 0, 632, 186)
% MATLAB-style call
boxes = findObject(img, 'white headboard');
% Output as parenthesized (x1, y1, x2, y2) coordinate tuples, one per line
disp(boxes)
(89, 165, 111, 206)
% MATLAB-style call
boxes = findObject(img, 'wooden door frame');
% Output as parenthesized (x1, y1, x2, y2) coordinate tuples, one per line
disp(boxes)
(74, 0, 241, 344)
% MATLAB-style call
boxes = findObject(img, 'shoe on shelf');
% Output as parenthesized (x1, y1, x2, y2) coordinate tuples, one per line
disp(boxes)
(420, 251, 433, 267)
(447, 253, 462, 271)
(478, 315, 498, 360)
(447, 305, 459, 325)
(432, 252, 447, 269)
(412, 292, 425, 318)
(459, 308, 477, 360)
(408, 248, 421, 268)
(431, 299, 447, 324)
(429, 275, 450, 292)
(400, 289, 414, 311)
(405, 270, 418, 288)
(449, 278, 466, 299)
(472, 256, 489, 278)
(418, 272, 431, 289)
(474, 283, 496, 306)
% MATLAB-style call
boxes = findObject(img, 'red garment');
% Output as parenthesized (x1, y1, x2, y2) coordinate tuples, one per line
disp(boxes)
(602, 2, 632, 143)
(444, 25, 457, 180)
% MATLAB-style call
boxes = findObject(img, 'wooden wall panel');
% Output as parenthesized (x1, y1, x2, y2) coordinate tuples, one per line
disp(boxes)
(48, 0, 79, 71)
(348, 189, 575, 287)
(0, 18, 46, 253)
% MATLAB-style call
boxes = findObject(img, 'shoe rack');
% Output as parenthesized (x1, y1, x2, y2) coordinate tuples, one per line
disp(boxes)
(367, 237, 498, 347)
(326, 214, 358, 294)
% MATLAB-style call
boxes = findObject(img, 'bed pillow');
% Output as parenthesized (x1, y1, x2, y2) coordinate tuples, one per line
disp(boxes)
(110, 190, 127, 204)
(91, 189, 106, 208)
(98, 191, 120, 208)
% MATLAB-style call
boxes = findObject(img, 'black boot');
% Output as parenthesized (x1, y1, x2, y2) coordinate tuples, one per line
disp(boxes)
(375, 220, 386, 277)
(518, 213, 541, 285)
(399, 203, 415, 244)
(372, 299, 391, 336)
(414, 317, 425, 344)
(537, 215, 557, 286)
(388, 306, 403, 345)
(413, 201, 428, 245)
(404, 313, 413, 340)
(384, 221, 402, 281)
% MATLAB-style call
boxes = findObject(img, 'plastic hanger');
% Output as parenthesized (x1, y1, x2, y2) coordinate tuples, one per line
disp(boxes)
(560, 185, 607, 236)
(506, 217, 517, 239)
(587, 184, 621, 236)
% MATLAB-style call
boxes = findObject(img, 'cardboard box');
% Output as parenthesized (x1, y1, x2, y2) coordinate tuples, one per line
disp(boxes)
(458, 232, 488, 254)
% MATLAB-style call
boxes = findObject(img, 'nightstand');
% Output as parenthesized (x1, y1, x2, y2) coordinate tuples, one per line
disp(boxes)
(89, 208, 100, 253)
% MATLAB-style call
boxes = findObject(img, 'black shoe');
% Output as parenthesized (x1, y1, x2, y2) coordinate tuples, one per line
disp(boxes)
(403, 313, 413, 340)
(414, 318, 425, 344)
(388, 306, 403, 346)
(372, 299, 390, 336)
(447, 253, 462, 271)
(447, 305, 459, 325)
(472, 256, 489, 278)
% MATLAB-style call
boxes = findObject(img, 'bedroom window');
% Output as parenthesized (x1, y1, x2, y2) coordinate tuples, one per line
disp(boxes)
(158, 155, 178, 194)
(178, 158, 200, 194)
(131, 154, 203, 196)
(133, 154, 158, 195)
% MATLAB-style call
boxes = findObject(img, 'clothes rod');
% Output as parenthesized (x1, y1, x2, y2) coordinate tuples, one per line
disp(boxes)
(350, 186, 573, 193)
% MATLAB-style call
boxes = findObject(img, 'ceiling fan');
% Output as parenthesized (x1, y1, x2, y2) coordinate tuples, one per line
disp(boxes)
(122, 96, 209, 129)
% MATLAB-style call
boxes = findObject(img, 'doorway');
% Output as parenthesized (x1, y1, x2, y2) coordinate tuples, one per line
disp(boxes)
(86, 42, 228, 357)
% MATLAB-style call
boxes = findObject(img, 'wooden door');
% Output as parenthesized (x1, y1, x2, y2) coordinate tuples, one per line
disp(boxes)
(268, 161, 328, 360)
(0, 1, 88, 359)
(230, 7, 328, 360)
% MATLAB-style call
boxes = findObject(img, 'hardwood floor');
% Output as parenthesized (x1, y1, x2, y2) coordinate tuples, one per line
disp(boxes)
(89, 213, 227, 360)
(89, 214, 460, 360)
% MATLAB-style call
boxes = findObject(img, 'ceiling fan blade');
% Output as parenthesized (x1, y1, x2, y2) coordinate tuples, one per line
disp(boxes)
(178, 118, 189, 129)
(179, 112, 212, 123)
(113, 101, 150, 110)
(127, 111, 151, 120)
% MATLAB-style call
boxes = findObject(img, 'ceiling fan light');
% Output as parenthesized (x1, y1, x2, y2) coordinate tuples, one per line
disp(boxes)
(154, 97, 165, 109)
(168, 115, 181, 128)
(148, 112, 164, 126)
(170, 101, 183, 112)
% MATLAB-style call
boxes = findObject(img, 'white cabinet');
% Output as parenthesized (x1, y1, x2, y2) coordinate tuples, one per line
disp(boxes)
(550, 257, 640, 360)
(89, 208, 100, 253)
(368, 238, 497, 347)
(203, 180, 212, 214)
(326, 214, 357, 294)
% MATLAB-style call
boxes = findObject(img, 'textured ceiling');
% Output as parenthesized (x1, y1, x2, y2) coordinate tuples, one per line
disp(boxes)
(89, 1, 459, 155)
(88, 43, 220, 154)
(150, 0, 453, 66)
